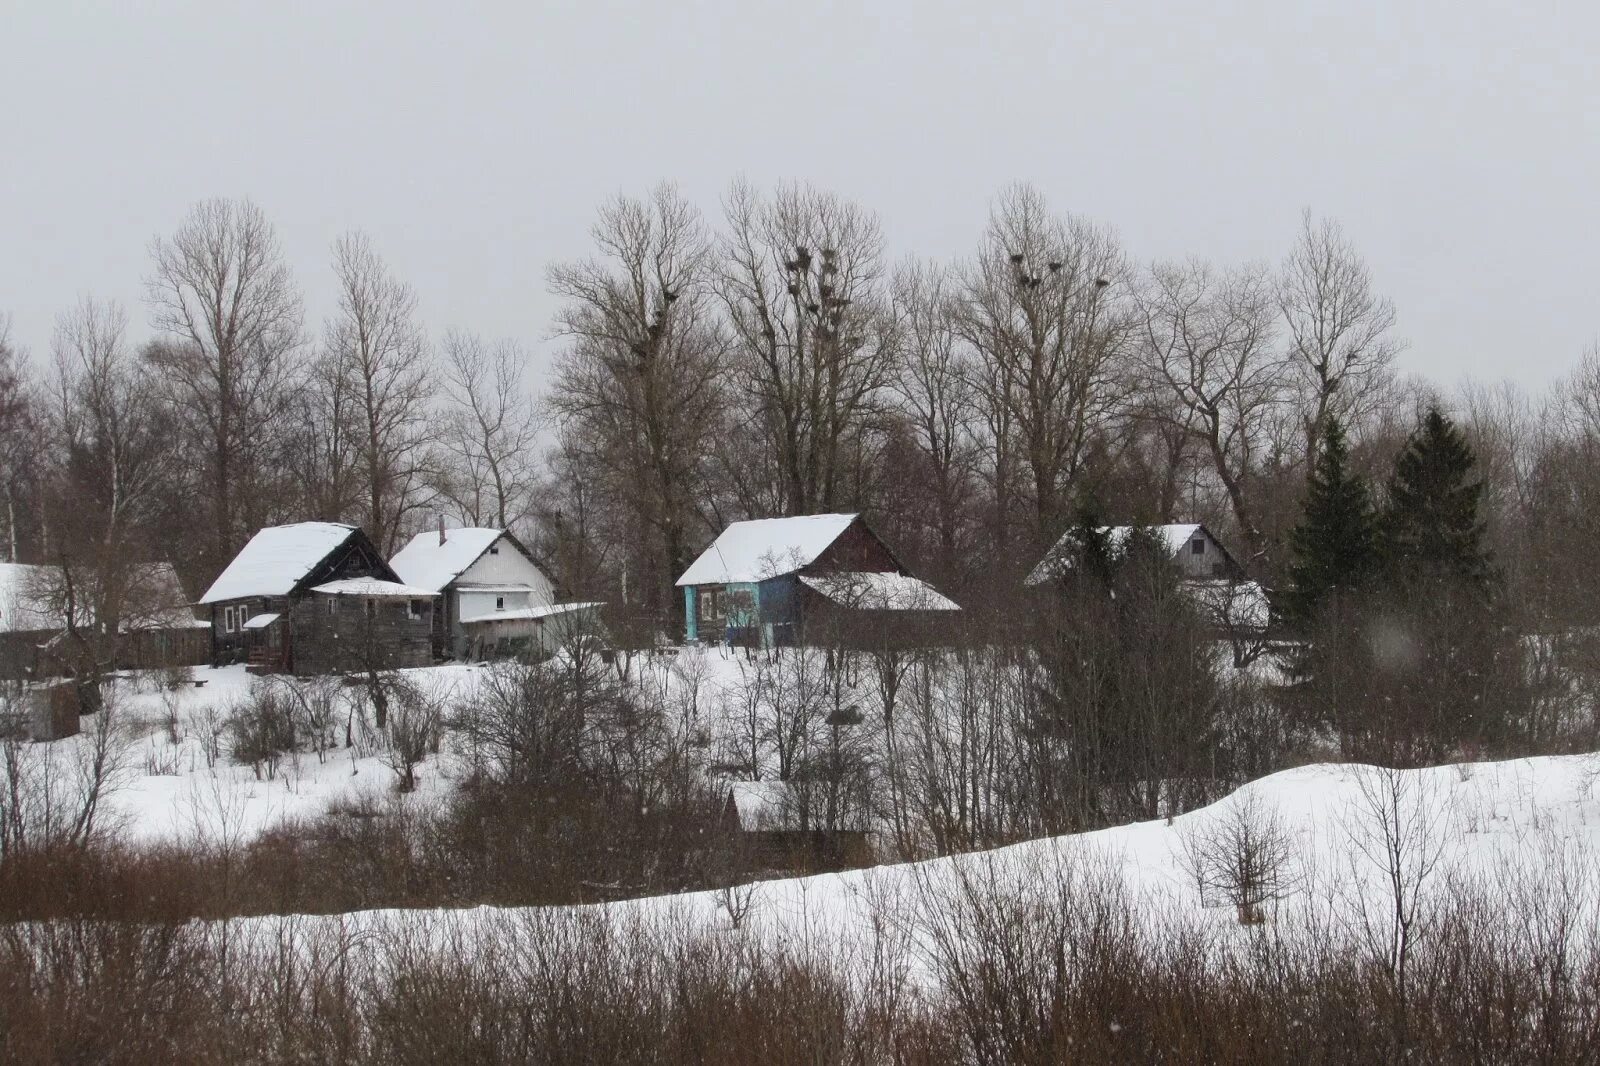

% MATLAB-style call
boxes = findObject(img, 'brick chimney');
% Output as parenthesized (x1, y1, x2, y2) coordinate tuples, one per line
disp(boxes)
(438, 515, 446, 546)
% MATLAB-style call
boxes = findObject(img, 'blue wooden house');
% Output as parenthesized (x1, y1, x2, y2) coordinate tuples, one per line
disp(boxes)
(676, 513, 959, 647)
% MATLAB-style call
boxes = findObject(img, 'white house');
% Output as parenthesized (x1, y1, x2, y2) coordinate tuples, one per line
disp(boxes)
(1025, 523, 1241, 586)
(389, 526, 596, 660)
(1026, 523, 1270, 646)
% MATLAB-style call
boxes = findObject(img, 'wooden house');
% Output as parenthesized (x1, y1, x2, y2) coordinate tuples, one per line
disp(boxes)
(0, 564, 61, 680)
(389, 525, 601, 660)
(198, 522, 436, 674)
(1025, 522, 1269, 640)
(719, 779, 874, 871)
(0, 561, 209, 680)
(677, 513, 960, 648)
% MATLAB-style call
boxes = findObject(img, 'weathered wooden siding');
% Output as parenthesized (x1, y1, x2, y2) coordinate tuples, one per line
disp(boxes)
(289, 596, 434, 675)
(809, 519, 901, 574)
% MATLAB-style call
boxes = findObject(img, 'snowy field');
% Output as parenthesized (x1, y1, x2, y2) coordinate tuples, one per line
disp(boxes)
(58, 663, 488, 844)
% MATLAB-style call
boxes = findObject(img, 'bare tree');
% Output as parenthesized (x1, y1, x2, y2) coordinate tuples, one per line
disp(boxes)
(36, 299, 175, 700)
(549, 185, 727, 629)
(890, 262, 978, 582)
(284, 351, 362, 522)
(952, 184, 1130, 557)
(324, 231, 432, 553)
(1279, 211, 1400, 459)
(1341, 765, 1450, 1057)
(1177, 789, 1297, 923)
(718, 181, 898, 515)
(434, 330, 543, 531)
(0, 317, 39, 563)
(144, 198, 303, 573)
(1137, 259, 1286, 570)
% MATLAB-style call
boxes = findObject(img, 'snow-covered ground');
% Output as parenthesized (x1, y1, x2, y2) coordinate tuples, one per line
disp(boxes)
(77, 663, 486, 843)
(16, 658, 1600, 979)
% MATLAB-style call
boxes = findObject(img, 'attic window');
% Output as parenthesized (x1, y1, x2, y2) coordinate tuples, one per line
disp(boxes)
(496, 596, 505, 610)
(1191, 538, 1205, 556)
(488, 545, 499, 555)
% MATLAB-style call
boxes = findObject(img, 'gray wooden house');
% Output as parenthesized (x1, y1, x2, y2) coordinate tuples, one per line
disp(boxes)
(198, 522, 436, 674)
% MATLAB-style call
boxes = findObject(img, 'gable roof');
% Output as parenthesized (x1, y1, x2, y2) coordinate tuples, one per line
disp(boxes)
(199, 522, 361, 604)
(0, 561, 205, 633)
(676, 513, 860, 587)
(389, 527, 538, 594)
(124, 562, 208, 630)
(1026, 523, 1229, 585)
(0, 563, 61, 633)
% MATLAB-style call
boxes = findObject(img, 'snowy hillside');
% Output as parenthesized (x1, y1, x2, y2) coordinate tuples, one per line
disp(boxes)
(201, 750, 1600, 980)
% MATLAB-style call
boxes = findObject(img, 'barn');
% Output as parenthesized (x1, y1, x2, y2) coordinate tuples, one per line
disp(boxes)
(676, 513, 959, 648)
(198, 522, 436, 674)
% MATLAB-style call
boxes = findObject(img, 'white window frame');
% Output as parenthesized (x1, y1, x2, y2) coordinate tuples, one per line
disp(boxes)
(224, 606, 235, 633)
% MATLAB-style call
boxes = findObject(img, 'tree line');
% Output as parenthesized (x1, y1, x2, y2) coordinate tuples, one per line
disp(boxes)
(2, 182, 1597, 646)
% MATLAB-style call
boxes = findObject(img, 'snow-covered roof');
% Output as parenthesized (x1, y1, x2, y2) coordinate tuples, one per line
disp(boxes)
(0, 563, 61, 633)
(798, 572, 960, 612)
(241, 612, 281, 630)
(389, 528, 508, 593)
(310, 578, 437, 598)
(0, 561, 203, 632)
(199, 523, 358, 604)
(725, 780, 797, 831)
(124, 562, 207, 630)
(1026, 523, 1206, 585)
(676, 514, 858, 586)
(459, 601, 601, 625)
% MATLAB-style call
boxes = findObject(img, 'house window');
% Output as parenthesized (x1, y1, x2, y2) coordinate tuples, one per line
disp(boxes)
(224, 606, 235, 633)
(488, 545, 499, 555)
(495, 596, 505, 610)
(1191, 538, 1205, 556)
(408, 599, 424, 620)
(365, 599, 376, 619)
(327, 597, 338, 615)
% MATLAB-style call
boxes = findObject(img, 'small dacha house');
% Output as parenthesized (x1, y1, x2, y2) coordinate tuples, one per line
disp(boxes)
(1026, 522, 1270, 639)
(677, 513, 959, 648)
(199, 522, 435, 674)
(389, 525, 600, 661)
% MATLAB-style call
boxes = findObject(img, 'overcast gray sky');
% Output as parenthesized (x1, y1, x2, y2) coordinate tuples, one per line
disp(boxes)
(3, 1, 1596, 393)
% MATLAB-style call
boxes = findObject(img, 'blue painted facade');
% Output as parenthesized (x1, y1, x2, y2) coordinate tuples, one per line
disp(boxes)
(684, 576, 805, 647)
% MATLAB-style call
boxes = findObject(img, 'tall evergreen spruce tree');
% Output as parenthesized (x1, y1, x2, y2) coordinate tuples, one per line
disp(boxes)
(1286, 416, 1380, 626)
(1380, 407, 1492, 590)
(1368, 406, 1517, 761)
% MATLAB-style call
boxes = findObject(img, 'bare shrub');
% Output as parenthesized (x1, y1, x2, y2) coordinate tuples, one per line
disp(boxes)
(226, 685, 297, 780)
(384, 677, 447, 793)
(1177, 789, 1299, 923)
(715, 878, 762, 931)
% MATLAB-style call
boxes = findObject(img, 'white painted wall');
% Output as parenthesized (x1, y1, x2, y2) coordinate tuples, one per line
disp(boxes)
(455, 536, 555, 601)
